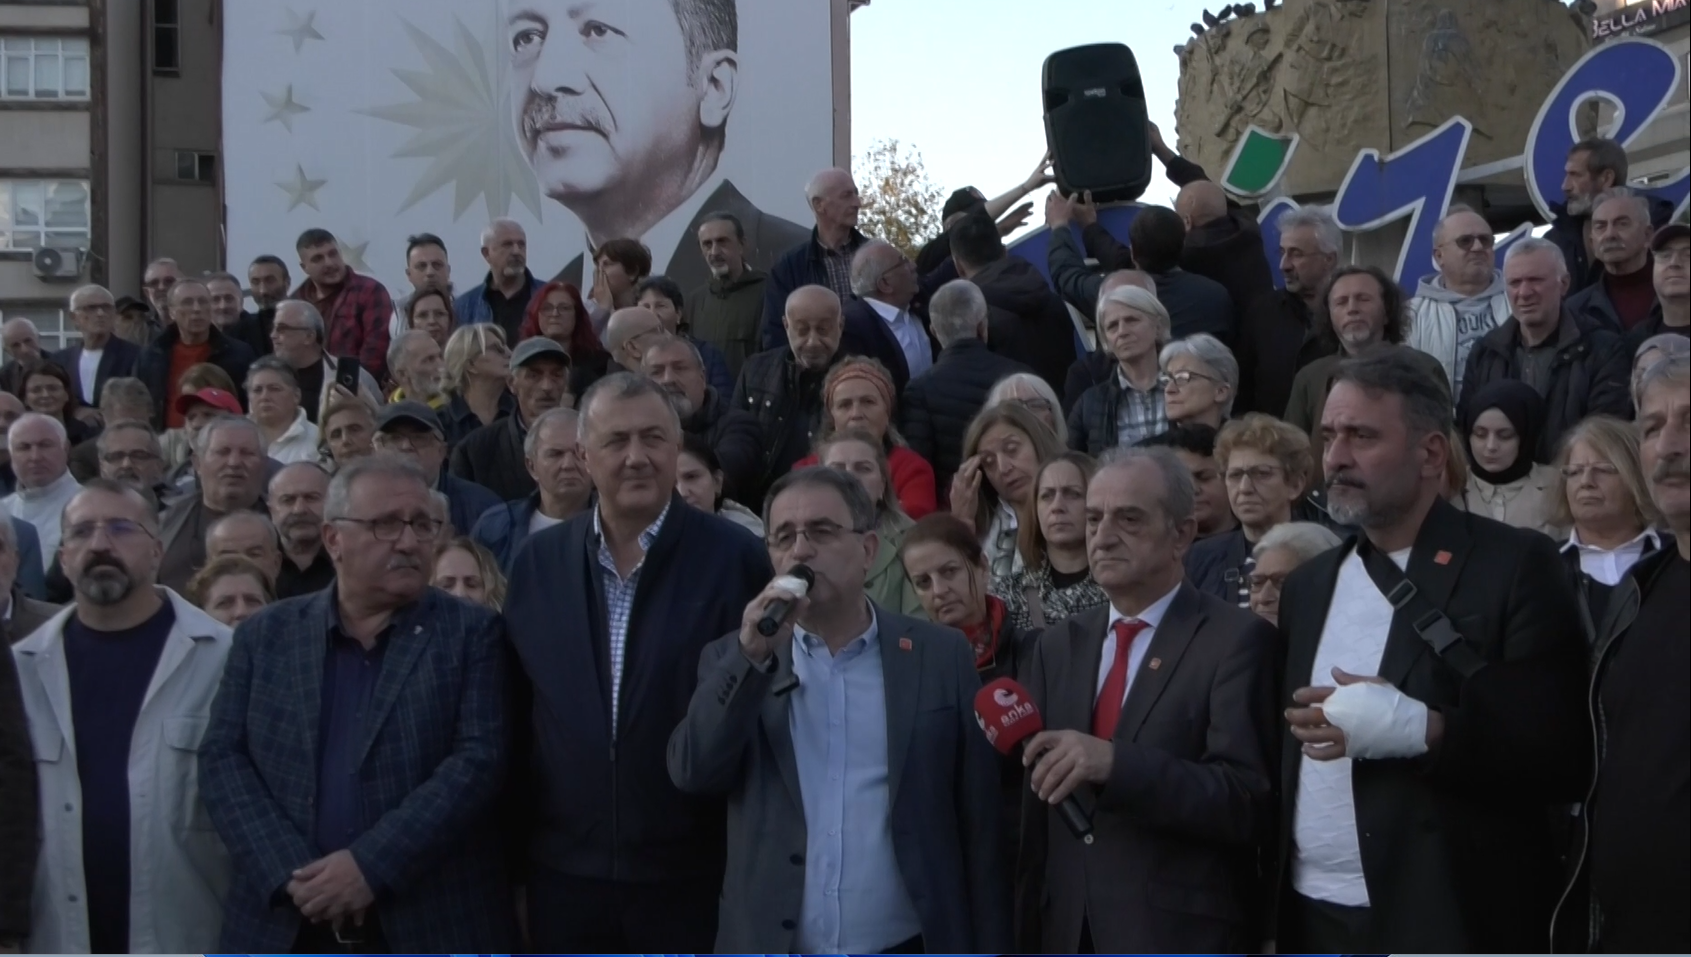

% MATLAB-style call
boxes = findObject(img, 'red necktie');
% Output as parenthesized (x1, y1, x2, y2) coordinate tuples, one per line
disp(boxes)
(1092, 618, 1149, 740)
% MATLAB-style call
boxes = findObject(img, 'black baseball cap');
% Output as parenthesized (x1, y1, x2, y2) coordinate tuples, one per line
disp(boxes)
(376, 400, 444, 437)
(942, 187, 986, 221)
(510, 336, 572, 372)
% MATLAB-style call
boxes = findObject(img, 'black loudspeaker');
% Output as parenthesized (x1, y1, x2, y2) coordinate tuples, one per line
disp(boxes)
(1042, 43, 1152, 204)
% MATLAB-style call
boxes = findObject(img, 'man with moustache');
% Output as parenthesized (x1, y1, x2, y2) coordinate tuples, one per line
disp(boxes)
(1274, 349, 1589, 952)
(268, 462, 335, 598)
(95, 420, 169, 504)
(735, 285, 846, 499)
(12, 480, 232, 953)
(392, 234, 453, 340)
(451, 337, 573, 501)
(1548, 138, 1626, 294)
(247, 255, 291, 322)
(1554, 352, 1690, 953)
(201, 455, 513, 952)
(456, 219, 545, 343)
(470, 408, 592, 570)
(689, 212, 770, 380)
(1566, 189, 1664, 333)
(506, 0, 806, 298)
(386, 331, 448, 409)
(157, 416, 268, 594)
(642, 334, 761, 500)
(503, 373, 771, 952)
(53, 284, 141, 409)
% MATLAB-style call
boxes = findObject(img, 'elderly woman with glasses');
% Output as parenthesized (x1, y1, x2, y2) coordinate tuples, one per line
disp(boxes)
(1548, 415, 1669, 635)
(1247, 521, 1342, 627)
(1186, 413, 1316, 606)
(816, 430, 923, 617)
(1159, 333, 1238, 430)
(984, 372, 1068, 445)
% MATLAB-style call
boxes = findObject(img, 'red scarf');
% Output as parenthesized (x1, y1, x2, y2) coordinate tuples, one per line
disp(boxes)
(962, 595, 1008, 670)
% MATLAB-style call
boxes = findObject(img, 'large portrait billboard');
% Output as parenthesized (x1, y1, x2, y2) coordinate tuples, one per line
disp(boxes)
(222, 0, 838, 299)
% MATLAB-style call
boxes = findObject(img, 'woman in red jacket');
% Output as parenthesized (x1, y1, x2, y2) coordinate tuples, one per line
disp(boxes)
(793, 356, 937, 518)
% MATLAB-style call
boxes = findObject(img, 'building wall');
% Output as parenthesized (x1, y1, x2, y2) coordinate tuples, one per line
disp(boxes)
(144, 0, 221, 276)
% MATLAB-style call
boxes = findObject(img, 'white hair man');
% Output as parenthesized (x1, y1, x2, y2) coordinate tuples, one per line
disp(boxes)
(2, 413, 81, 557)
(452, 218, 543, 343)
(1407, 205, 1508, 396)
(1565, 188, 1662, 333)
(846, 239, 933, 384)
(900, 279, 1035, 490)
(268, 299, 380, 422)
(55, 284, 142, 408)
(386, 329, 447, 408)
(758, 167, 870, 351)
(1235, 205, 1343, 417)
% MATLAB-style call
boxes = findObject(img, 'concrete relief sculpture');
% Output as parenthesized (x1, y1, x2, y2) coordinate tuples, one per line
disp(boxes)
(1176, 0, 1589, 197)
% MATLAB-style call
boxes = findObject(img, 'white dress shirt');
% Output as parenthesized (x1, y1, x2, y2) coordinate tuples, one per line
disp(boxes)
(78, 348, 102, 405)
(1097, 582, 1182, 706)
(1563, 526, 1661, 586)
(863, 297, 933, 378)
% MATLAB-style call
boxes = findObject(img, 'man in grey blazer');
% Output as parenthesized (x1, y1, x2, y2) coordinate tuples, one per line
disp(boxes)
(669, 466, 1011, 954)
(1017, 447, 1280, 954)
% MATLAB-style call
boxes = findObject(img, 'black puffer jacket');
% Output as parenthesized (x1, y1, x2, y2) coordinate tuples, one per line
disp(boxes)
(684, 386, 764, 503)
(1460, 312, 1631, 462)
(901, 339, 1033, 492)
(969, 256, 1076, 393)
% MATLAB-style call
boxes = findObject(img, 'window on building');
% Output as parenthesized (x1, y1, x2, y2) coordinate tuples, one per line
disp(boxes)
(0, 180, 91, 251)
(0, 37, 91, 100)
(174, 150, 217, 184)
(0, 307, 75, 351)
(152, 0, 179, 75)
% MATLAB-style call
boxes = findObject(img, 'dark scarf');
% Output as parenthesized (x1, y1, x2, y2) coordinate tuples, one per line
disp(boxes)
(961, 594, 1009, 670)
(1460, 379, 1546, 485)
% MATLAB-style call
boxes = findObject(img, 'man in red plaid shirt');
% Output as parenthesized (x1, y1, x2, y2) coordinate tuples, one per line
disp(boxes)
(291, 228, 396, 383)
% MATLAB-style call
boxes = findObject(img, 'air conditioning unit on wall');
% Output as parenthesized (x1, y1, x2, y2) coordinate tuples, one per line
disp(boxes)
(31, 246, 85, 282)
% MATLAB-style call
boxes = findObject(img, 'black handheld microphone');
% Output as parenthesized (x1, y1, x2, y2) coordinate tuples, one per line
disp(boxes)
(756, 565, 815, 637)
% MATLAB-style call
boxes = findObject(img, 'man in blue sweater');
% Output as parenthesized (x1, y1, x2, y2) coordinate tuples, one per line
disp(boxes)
(502, 372, 773, 952)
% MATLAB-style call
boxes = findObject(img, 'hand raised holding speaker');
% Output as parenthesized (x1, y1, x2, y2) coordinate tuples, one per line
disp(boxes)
(739, 566, 814, 665)
(1023, 149, 1055, 191)
(1071, 190, 1099, 227)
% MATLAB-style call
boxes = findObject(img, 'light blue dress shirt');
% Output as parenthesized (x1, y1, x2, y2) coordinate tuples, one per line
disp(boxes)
(788, 607, 922, 953)
(866, 297, 934, 379)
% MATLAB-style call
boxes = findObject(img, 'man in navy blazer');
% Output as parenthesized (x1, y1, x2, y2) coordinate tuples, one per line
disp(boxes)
(502, 373, 772, 953)
(199, 455, 512, 953)
(839, 241, 940, 396)
(669, 466, 1010, 953)
(55, 285, 140, 407)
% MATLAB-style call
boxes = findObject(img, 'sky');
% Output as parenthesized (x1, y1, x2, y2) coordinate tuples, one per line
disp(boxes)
(849, 0, 1208, 233)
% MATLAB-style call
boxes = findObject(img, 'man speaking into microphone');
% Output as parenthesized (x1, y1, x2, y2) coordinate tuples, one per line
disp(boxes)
(668, 466, 1010, 954)
(1015, 446, 1280, 954)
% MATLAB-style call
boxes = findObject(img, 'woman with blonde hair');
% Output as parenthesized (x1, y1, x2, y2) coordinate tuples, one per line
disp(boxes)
(431, 536, 509, 611)
(950, 402, 1065, 576)
(991, 451, 1108, 631)
(815, 430, 924, 618)
(1549, 415, 1668, 635)
(440, 323, 515, 446)
(794, 356, 936, 518)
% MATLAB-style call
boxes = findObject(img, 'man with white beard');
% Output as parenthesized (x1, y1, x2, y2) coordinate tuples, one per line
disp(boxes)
(387, 330, 447, 409)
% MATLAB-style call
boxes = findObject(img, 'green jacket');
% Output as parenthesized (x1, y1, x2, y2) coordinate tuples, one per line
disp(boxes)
(688, 269, 769, 383)
(867, 512, 925, 621)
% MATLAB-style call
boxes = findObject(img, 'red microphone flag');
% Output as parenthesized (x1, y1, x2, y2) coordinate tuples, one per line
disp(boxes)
(972, 677, 1044, 755)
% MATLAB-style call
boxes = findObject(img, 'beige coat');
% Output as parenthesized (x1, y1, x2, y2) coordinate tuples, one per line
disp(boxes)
(13, 590, 232, 954)
(1456, 462, 1564, 537)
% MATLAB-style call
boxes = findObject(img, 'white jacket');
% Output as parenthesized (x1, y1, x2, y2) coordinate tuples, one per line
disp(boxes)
(1406, 273, 1511, 400)
(260, 407, 322, 464)
(13, 589, 233, 954)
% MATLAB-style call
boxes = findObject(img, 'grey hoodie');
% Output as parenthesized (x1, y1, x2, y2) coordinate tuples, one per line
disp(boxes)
(1409, 270, 1510, 398)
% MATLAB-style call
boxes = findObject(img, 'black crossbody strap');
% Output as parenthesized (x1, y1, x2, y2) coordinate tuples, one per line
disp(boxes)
(1355, 538, 1487, 679)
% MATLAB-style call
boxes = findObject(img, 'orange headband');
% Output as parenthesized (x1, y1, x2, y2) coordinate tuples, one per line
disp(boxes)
(826, 363, 896, 413)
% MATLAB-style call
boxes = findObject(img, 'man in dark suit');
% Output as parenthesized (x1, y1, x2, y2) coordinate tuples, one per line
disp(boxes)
(1, 513, 55, 644)
(1016, 447, 1279, 953)
(55, 284, 140, 409)
(1276, 350, 1589, 952)
(670, 465, 1010, 953)
(841, 240, 939, 395)
(951, 208, 1076, 393)
(502, 372, 772, 953)
(199, 454, 513, 953)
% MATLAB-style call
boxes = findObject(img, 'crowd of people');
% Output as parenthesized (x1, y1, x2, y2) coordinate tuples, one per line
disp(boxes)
(0, 127, 1685, 955)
